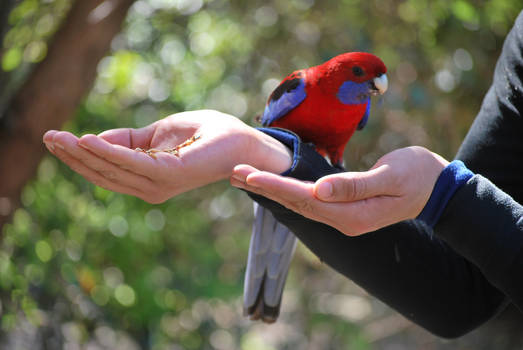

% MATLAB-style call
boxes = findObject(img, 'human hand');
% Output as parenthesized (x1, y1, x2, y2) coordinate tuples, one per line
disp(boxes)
(230, 146, 449, 235)
(43, 110, 292, 203)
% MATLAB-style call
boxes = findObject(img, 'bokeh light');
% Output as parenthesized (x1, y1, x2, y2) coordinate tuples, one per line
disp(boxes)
(1, 0, 521, 348)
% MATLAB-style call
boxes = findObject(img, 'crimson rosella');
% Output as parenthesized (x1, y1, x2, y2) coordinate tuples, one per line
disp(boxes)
(243, 52, 388, 322)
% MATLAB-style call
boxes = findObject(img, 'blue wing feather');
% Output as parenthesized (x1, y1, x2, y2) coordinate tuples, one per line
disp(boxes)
(357, 98, 371, 130)
(261, 78, 306, 126)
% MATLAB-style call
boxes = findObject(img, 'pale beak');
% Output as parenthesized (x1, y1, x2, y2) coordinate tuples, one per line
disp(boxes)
(372, 74, 388, 95)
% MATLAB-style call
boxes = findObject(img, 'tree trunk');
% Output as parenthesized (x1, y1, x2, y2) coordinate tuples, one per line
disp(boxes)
(0, 0, 136, 231)
(0, 0, 21, 119)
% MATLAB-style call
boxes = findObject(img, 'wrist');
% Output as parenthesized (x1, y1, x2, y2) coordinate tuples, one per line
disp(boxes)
(247, 128, 293, 174)
(417, 159, 474, 227)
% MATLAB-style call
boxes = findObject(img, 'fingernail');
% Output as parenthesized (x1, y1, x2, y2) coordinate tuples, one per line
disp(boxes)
(44, 142, 55, 151)
(231, 174, 245, 183)
(317, 182, 333, 199)
(54, 142, 65, 150)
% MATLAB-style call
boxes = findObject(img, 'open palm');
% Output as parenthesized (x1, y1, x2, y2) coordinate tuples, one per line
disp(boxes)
(43, 110, 291, 203)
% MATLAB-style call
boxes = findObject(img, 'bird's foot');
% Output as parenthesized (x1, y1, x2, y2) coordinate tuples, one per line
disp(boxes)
(333, 163, 346, 171)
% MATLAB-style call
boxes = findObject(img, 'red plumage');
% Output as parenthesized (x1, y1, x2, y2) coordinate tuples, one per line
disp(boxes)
(265, 52, 387, 166)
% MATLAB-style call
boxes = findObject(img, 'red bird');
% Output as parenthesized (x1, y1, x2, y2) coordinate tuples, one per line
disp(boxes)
(261, 52, 388, 167)
(243, 52, 388, 324)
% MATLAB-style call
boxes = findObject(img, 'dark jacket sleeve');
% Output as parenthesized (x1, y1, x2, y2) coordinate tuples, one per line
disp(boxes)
(248, 10, 523, 338)
(249, 151, 507, 339)
(435, 175, 523, 309)
(437, 9, 523, 311)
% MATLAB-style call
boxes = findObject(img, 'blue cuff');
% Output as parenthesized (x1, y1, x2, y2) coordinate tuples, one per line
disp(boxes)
(257, 127, 300, 176)
(417, 160, 474, 227)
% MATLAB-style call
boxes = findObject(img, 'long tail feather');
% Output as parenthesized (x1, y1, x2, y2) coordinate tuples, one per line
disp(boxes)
(243, 202, 297, 323)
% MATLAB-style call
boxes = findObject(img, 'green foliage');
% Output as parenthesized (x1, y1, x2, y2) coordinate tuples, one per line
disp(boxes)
(2, 0, 69, 71)
(1, 0, 521, 348)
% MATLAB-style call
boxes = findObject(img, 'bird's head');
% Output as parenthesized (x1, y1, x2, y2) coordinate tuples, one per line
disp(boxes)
(324, 52, 388, 97)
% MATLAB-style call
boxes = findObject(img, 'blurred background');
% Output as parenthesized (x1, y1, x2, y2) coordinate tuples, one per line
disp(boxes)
(0, 0, 522, 349)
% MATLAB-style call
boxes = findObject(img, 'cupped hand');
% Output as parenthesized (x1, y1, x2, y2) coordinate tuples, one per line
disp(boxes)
(230, 146, 449, 236)
(43, 110, 292, 203)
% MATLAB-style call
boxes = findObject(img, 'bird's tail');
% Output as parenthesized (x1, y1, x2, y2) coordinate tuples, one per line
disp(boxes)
(243, 202, 297, 323)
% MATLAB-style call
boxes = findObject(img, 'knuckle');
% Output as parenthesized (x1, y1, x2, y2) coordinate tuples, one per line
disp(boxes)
(338, 176, 366, 201)
(410, 145, 430, 155)
(100, 170, 117, 181)
(388, 166, 407, 188)
(353, 177, 367, 200)
(75, 153, 90, 163)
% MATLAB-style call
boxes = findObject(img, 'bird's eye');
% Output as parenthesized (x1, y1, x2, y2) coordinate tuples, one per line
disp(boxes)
(352, 66, 364, 77)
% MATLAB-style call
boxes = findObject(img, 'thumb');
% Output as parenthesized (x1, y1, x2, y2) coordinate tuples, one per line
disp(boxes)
(314, 165, 395, 202)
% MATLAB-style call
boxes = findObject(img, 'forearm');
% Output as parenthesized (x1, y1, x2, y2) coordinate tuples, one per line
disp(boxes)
(251, 195, 506, 337)
(413, 159, 523, 310)
(443, 9, 523, 310)
(246, 136, 505, 337)
(434, 175, 523, 309)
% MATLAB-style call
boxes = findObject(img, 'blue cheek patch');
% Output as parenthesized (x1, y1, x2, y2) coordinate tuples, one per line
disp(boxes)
(357, 99, 371, 130)
(337, 80, 370, 105)
(261, 79, 307, 126)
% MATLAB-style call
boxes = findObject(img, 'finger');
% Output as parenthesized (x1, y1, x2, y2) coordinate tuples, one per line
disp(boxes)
(232, 165, 320, 216)
(52, 146, 147, 200)
(43, 130, 58, 154)
(232, 171, 369, 235)
(232, 165, 386, 233)
(231, 175, 313, 216)
(247, 172, 313, 198)
(48, 130, 79, 154)
(53, 131, 156, 192)
(231, 172, 350, 234)
(232, 168, 406, 236)
(98, 124, 156, 149)
(231, 166, 386, 234)
(43, 130, 58, 144)
(231, 164, 260, 183)
(78, 134, 163, 177)
(314, 164, 398, 202)
(233, 165, 312, 195)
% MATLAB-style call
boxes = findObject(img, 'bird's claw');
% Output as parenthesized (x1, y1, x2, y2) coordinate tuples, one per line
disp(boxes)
(135, 134, 201, 159)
